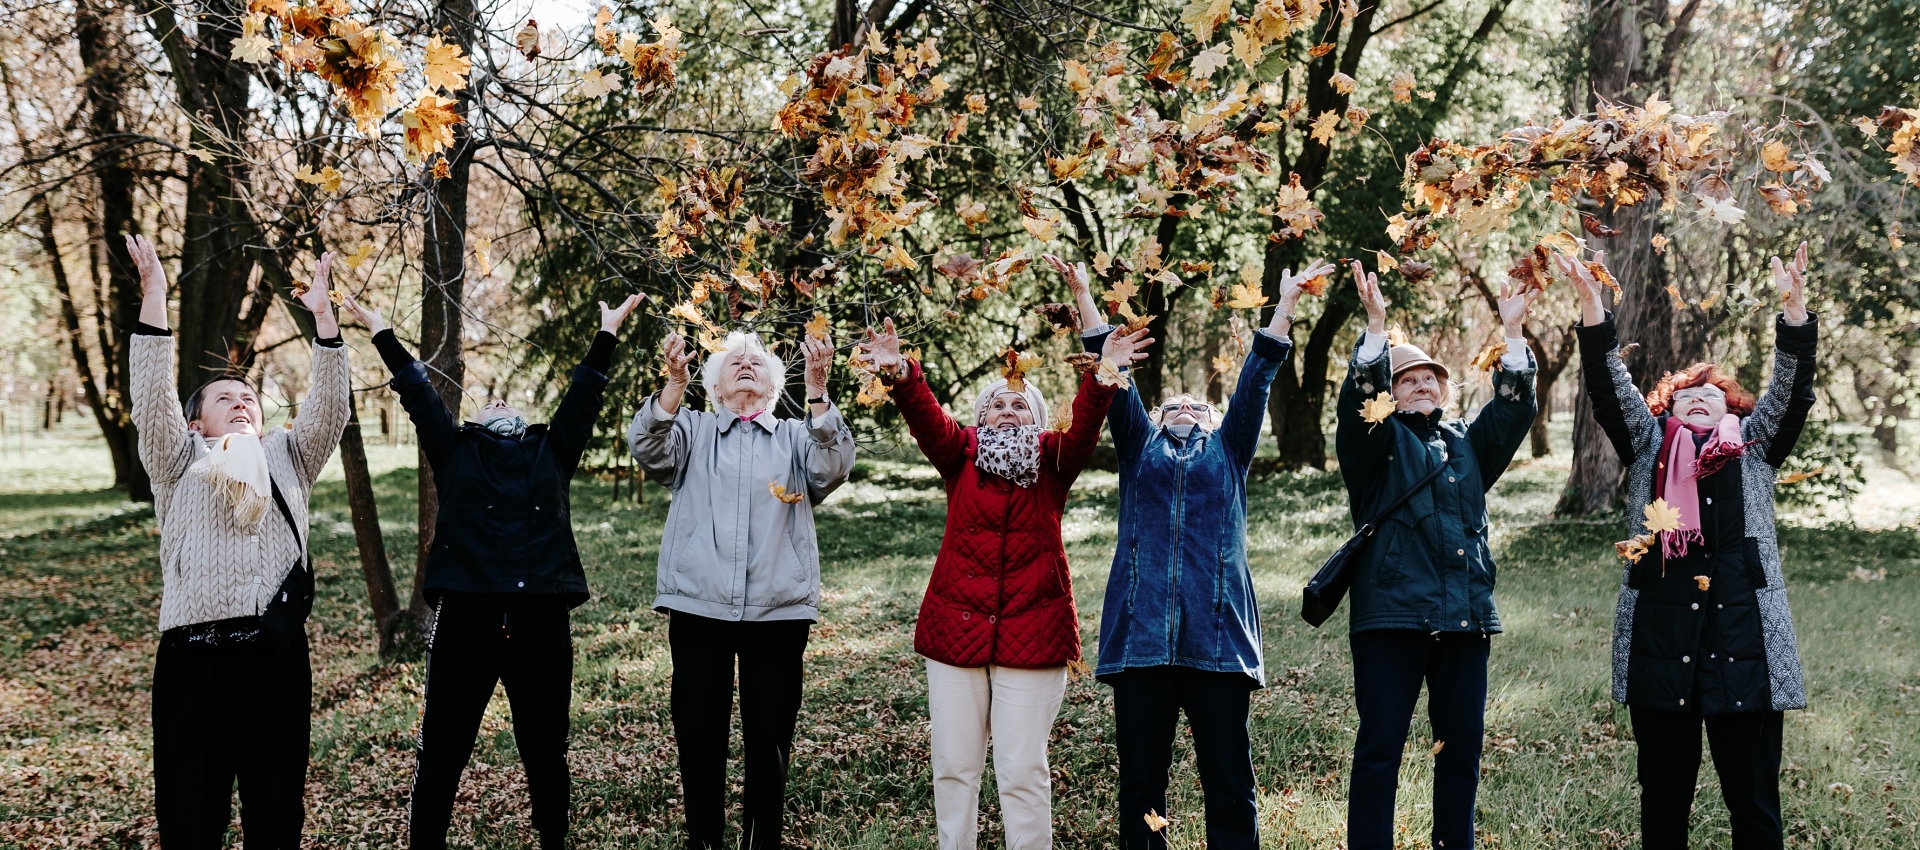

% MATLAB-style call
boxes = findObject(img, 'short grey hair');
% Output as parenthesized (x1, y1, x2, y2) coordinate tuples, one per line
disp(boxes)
(702, 331, 787, 415)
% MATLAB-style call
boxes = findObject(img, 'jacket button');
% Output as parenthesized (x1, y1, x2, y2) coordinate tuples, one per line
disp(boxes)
(1705, 497, 1713, 505)
(487, 505, 493, 510)
(1460, 620, 1469, 627)
(1691, 603, 1700, 610)
(962, 612, 970, 620)
(535, 506, 541, 511)
(1717, 604, 1723, 609)
(1704, 552, 1712, 559)
(1679, 699, 1686, 706)
(517, 581, 525, 588)
(989, 615, 997, 624)
(1456, 548, 1465, 556)
(1735, 700, 1742, 707)
(1682, 655, 1690, 663)
(1448, 476, 1456, 483)
(1710, 653, 1716, 658)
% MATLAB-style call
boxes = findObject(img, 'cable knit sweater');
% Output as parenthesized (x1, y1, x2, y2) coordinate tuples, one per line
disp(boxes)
(131, 333, 352, 632)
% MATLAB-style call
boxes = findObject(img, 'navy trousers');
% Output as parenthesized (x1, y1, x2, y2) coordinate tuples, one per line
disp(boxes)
(1347, 629, 1490, 850)
(1630, 705, 1784, 849)
(1108, 665, 1260, 850)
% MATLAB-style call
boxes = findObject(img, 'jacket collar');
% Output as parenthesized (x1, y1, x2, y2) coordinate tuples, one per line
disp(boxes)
(460, 422, 550, 439)
(1392, 408, 1444, 430)
(716, 407, 779, 434)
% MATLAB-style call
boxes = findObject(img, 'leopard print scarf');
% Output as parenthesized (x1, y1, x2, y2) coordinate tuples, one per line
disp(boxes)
(974, 425, 1042, 488)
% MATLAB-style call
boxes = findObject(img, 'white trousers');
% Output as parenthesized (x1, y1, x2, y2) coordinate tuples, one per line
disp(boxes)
(926, 659, 1068, 850)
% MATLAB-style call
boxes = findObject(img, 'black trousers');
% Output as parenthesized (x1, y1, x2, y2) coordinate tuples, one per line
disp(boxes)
(1348, 629, 1490, 850)
(1107, 666, 1259, 850)
(668, 609, 812, 850)
(152, 628, 312, 850)
(408, 593, 574, 850)
(1631, 706, 1785, 850)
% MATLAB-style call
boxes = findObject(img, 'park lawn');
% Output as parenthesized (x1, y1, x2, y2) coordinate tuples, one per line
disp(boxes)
(1, 420, 1917, 849)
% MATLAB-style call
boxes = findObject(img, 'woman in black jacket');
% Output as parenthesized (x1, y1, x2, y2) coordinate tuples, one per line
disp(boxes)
(342, 293, 640, 850)
(1564, 246, 1815, 850)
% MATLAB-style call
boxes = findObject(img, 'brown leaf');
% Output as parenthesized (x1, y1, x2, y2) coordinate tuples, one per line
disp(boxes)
(934, 252, 984, 281)
(1580, 216, 1622, 238)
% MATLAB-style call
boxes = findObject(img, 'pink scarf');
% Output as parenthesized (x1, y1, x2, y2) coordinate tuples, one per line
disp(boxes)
(1653, 414, 1746, 561)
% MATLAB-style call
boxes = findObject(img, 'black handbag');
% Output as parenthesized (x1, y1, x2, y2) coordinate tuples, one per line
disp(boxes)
(257, 477, 316, 648)
(1300, 441, 1451, 627)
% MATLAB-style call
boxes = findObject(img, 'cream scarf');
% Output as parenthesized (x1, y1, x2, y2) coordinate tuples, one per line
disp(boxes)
(190, 432, 272, 527)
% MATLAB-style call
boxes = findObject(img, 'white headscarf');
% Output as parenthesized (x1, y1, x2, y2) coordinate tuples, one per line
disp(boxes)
(190, 432, 272, 527)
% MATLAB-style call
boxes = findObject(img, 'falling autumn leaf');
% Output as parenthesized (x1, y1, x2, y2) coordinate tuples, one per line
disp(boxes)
(1760, 140, 1795, 173)
(293, 164, 343, 194)
(473, 238, 493, 276)
(1329, 72, 1357, 95)
(1432, 741, 1446, 755)
(1644, 498, 1684, 535)
(1094, 357, 1131, 389)
(431, 158, 451, 179)
(955, 200, 989, 230)
(1309, 110, 1341, 146)
(966, 93, 988, 114)
(1023, 214, 1061, 242)
(1223, 282, 1267, 310)
(1469, 340, 1508, 372)
(1374, 251, 1399, 273)
(231, 14, 275, 64)
(1189, 44, 1232, 81)
(1693, 575, 1711, 592)
(1360, 391, 1395, 430)
(1580, 216, 1623, 238)
(515, 19, 541, 60)
(1777, 466, 1826, 485)
(769, 480, 806, 504)
(1143, 809, 1171, 833)
(1650, 233, 1671, 254)
(340, 243, 374, 269)
(1017, 95, 1039, 110)
(1179, 0, 1233, 41)
(1615, 533, 1654, 563)
(422, 37, 472, 92)
(1759, 185, 1799, 217)
(1390, 72, 1416, 104)
(934, 253, 984, 281)
(1001, 349, 1044, 393)
(1307, 42, 1334, 58)
(401, 90, 463, 163)
(577, 67, 622, 98)
(1398, 260, 1434, 283)
(1700, 196, 1745, 224)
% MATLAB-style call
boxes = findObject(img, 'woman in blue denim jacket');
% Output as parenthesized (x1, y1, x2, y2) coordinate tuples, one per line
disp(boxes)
(1056, 254, 1332, 850)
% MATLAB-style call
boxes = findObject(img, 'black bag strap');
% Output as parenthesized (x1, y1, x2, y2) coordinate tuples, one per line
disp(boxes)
(1358, 439, 1452, 537)
(267, 476, 310, 572)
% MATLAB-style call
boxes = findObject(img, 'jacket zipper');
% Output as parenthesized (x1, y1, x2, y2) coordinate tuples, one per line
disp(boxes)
(1168, 443, 1186, 652)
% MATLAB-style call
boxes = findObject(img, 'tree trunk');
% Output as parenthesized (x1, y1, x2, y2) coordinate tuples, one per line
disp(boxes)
(339, 403, 402, 652)
(411, 0, 479, 627)
(1559, 0, 1707, 515)
(36, 195, 140, 490)
(73, 0, 151, 500)
(1263, 0, 1512, 468)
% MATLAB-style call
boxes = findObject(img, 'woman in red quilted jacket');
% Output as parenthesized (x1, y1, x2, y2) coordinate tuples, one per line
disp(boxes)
(858, 316, 1150, 850)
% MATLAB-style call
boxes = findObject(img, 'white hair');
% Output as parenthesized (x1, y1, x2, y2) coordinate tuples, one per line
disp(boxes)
(972, 379, 1050, 429)
(702, 331, 787, 415)
(1391, 365, 1462, 413)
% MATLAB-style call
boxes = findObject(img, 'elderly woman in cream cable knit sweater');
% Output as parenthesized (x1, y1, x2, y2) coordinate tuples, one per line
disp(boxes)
(126, 234, 352, 850)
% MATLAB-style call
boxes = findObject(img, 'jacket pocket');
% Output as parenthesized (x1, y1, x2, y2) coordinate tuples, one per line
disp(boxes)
(1123, 543, 1141, 612)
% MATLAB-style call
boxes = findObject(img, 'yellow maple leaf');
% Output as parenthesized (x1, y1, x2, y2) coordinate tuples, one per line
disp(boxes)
(401, 90, 463, 163)
(1143, 809, 1171, 833)
(955, 200, 989, 230)
(1693, 575, 1711, 591)
(294, 164, 343, 193)
(966, 93, 988, 114)
(1360, 391, 1394, 430)
(473, 238, 493, 276)
(1760, 139, 1794, 173)
(1644, 498, 1684, 534)
(883, 243, 919, 271)
(423, 37, 472, 92)
(1390, 71, 1416, 104)
(769, 480, 806, 504)
(1094, 357, 1131, 389)
(340, 243, 374, 269)
(1179, 0, 1234, 41)
(1469, 340, 1508, 372)
(1374, 250, 1399, 272)
(1615, 533, 1655, 563)
(1017, 95, 1039, 110)
(805, 312, 830, 340)
(1022, 214, 1060, 242)
(1309, 110, 1341, 146)
(1225, 282, 1267, 309)
(1101, 280, 1140, 304)
(1777, 466, 1826, 485)
(1329, 72, 1357, 95)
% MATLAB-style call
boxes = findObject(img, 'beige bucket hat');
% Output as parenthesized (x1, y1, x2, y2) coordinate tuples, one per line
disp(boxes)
(1388, 343, 1450, 383)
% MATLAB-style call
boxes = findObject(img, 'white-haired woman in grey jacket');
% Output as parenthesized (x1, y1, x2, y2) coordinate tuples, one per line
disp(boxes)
(628, 329, 855, 850)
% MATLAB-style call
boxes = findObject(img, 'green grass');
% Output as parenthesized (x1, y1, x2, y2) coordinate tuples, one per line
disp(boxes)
(1, 420, 1916, 849)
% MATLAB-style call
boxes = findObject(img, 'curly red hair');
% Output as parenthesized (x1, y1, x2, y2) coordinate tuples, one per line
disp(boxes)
(1644, 362, 1755, 417)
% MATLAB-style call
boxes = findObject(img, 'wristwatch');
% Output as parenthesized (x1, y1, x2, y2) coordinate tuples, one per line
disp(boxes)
(808, 395, 830, 406)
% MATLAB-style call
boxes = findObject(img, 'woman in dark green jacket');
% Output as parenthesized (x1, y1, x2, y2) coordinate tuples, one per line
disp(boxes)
(1332, 260, 1538, 850)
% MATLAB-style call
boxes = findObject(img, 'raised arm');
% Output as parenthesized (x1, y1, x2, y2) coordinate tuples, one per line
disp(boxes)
(862, 319, 968, 479)
(125, 235, 194, 485)
(796, 331, 855, 501)
(1046, 369, 1118, 486)
(1079, 326, 1156, 461)
(1464, 276, 1539, 490)
(547, 295, 639, 475)
(1219, 259, 1328, 465)
(344, 292, 462, 471)
(1562, 254, 1660, 466)
(1334, 260, 1395, 476)
(1745, 243, 1818, 465)
(287, 252, 351, 483)
(629, 332, 699, 486)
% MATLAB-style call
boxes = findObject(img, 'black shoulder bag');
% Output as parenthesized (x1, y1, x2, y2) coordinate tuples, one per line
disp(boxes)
(1300, 442, 1450, 627)
(259, 477, 316, 648)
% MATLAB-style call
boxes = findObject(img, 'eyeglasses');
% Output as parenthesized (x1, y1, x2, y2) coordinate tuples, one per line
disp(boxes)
(1160, 402, 1215, 414)
(1671, 387, 1725, 402)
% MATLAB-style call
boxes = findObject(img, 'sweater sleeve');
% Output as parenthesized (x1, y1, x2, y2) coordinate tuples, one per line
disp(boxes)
(129, 334, 195, 487)
(287, 341, 352, 485)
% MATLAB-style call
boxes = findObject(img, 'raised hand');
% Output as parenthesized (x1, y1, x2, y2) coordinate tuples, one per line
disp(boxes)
(1352, 259, 1387, 334)
(1497, 277, 1540, 337)
(801, 335, 833, 403)
(1771, 241, 1810, 325)
(656, 332, 698, 415)
(340, 292, 388, 335)
(1268, 258, 1335, 335)
(1101, 325, 1155, 366)
(296, 251, 341, 338)
(1556, 252, 1609, 327)
(127, 234, 169, 330)
(858, 318, 903, 376)
(1043, 253, 1102, 330)
(600, 293, 643, 334)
